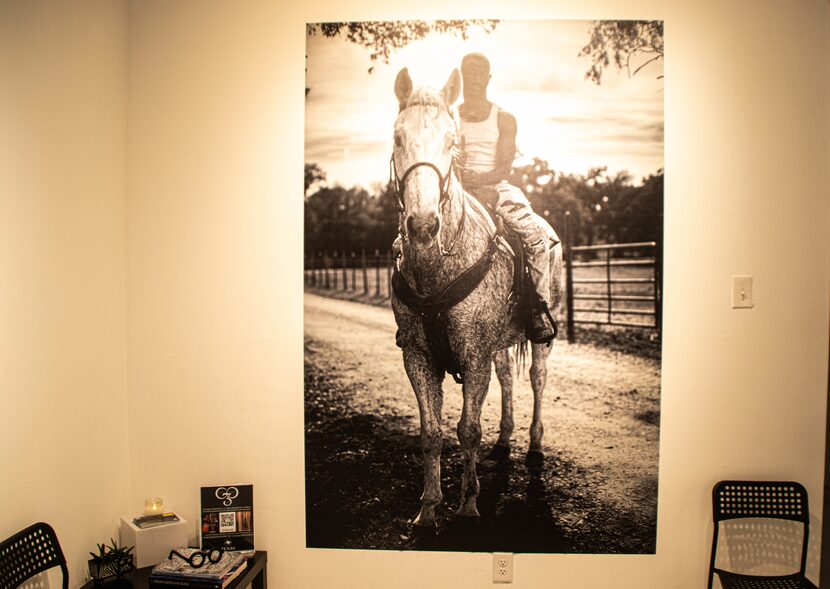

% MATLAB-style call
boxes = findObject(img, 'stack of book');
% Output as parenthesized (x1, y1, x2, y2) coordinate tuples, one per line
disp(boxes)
(133, 513, 181, 529)
(149, 549, 247, 589)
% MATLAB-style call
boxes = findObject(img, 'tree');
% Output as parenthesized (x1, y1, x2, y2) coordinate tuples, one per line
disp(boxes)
(579, 20, 663, 85)
(304, 161, 663, 255)
(508, 159, 663, 249)
(509, 159, 594, 247)
(305, 163, 326, 197)
(304, 167, 400, 254)
(614, 170, 663, 246)
(307, 20, 498, 74)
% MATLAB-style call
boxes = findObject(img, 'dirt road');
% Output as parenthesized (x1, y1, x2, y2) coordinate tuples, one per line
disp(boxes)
(304, 292, 660, 553)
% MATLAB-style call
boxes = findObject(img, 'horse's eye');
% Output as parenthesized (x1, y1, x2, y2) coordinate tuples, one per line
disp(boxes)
(394, 133, 403, 148)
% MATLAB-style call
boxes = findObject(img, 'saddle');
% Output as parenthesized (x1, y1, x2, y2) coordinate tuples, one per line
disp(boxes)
(467, 185, 539, 320)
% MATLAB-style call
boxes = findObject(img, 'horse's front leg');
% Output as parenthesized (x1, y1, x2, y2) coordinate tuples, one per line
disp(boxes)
(489, 348, 513, 460)
(402, 347, 445, 527)
(456, 357, 491, 518)
(527, 341, 553, 466)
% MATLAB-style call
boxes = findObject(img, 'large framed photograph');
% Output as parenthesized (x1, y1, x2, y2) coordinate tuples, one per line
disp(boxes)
(304, 19, 663, 554)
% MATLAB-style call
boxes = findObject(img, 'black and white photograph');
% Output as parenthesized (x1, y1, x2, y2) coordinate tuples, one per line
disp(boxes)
(304, 19, 664, 554)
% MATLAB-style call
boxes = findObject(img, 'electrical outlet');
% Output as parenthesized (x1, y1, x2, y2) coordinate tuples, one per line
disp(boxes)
(492, 553, 513, 584)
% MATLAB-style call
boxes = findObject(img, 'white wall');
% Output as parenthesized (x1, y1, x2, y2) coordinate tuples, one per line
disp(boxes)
(0, 0, 826, 588)
(0, 2, 131, 587)
(125, 0, 292, 560)
(125, 0, 830, 588)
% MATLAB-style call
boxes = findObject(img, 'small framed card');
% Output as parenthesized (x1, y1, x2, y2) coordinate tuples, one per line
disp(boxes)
(200, 484, 254, 551)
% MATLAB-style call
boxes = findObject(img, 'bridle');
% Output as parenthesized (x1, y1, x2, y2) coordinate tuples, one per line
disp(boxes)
(389, 124, 467, 257)
(390, 159, 453, 212)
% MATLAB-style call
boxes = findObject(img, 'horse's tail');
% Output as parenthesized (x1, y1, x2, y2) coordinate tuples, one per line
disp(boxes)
(513, 339, 529, 376)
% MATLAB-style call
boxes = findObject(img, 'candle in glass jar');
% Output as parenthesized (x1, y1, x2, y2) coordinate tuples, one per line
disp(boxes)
(144, 497, 164, 515)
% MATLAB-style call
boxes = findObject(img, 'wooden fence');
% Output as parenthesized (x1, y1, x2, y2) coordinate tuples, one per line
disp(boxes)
(304, 249, 394, 298)
(304, 242, 662, 343)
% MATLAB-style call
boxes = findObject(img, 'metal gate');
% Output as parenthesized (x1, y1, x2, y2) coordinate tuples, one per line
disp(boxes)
(564, 241, 662, 343)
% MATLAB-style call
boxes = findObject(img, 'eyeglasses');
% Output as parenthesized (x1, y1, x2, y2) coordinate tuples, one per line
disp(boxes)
(168, 547, 224, 568)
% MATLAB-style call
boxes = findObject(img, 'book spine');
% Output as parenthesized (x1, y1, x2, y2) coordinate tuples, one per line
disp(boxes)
(151, 573, 228, 583)
(149, 578, 221, 589)
(151, 561, 244, 582)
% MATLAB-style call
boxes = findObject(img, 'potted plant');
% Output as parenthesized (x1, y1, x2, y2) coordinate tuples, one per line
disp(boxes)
(88, 539, 134, 583)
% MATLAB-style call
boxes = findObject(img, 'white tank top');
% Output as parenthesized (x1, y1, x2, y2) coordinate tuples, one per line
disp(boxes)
(460, 104, 499, 173)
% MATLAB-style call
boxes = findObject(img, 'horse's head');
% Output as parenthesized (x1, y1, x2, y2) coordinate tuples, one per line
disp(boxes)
(392, 67, 461, 248)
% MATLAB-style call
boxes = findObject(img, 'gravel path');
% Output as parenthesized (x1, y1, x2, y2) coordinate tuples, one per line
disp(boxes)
(304, 292, 660, 553)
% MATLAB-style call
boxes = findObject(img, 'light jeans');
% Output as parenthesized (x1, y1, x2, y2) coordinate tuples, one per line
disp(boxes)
(489, 181, 554, 308)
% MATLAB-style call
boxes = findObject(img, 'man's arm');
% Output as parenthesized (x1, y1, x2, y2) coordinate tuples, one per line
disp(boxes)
(461, 110, 517, 186)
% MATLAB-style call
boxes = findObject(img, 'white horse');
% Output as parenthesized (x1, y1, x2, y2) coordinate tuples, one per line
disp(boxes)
(390, 68, 564, 527)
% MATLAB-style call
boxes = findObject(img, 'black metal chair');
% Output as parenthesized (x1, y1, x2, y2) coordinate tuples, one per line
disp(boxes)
(709, 480, 818, 589)
(0, 522, 69, 589)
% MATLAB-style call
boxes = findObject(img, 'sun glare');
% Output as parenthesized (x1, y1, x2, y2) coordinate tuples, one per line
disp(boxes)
(391, 34, 465, 88)
(306, 21, 664, 189)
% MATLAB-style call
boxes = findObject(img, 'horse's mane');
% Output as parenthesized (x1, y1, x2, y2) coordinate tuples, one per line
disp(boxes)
(401, 86, 462, 162)
(404, 86, 446, 111)
(403, 87, 461, 128)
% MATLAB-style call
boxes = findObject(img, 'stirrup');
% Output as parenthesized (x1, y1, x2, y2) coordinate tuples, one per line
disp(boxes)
(540, 302, 558, 340)
(527, 302, 557, 345)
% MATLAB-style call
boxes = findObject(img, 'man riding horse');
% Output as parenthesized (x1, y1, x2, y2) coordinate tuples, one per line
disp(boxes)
(394, 52, 557, 345)
(390, 65, 563, 525)
(456, 52, 557, 344)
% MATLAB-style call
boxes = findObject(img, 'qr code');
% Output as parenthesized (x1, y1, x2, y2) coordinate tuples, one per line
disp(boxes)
(219, 512, 237, 533)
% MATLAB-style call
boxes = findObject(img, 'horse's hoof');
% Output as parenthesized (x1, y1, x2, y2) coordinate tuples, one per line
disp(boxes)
(525, 449, 545, 468)
(487, 443, 511, 462)
(413, 511, 437, 528)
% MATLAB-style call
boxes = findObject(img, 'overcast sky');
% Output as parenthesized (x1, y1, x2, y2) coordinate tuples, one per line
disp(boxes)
(305, 20, 663, 191)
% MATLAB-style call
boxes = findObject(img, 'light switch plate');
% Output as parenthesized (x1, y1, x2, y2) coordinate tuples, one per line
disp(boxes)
(732, 275, 754, 309)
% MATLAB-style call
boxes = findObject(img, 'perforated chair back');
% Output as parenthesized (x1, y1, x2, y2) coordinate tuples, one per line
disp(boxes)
(0, 522, 69, 589)
(708, 481, 813, 589)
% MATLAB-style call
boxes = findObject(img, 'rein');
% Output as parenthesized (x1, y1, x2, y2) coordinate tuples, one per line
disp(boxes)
(389, 156, 467, 257)
(391, 238, 498, 384)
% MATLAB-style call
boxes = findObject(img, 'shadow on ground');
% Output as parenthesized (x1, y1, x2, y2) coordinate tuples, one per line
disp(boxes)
(305, 356, 656, 553)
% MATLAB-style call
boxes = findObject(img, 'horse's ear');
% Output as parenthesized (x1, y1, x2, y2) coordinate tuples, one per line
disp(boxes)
(441, 69, 461, 106)
(395, 68, 413, 108)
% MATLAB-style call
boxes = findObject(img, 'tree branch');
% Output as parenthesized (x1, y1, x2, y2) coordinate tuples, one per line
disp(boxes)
(631, 54, 663, 78)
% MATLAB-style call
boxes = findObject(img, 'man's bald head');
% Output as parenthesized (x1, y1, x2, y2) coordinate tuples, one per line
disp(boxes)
(461, 53, 491, 101)
(461, 53, 490, 74)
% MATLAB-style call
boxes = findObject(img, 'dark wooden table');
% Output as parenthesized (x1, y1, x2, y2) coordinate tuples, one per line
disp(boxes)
(81, 551, 267, 589)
